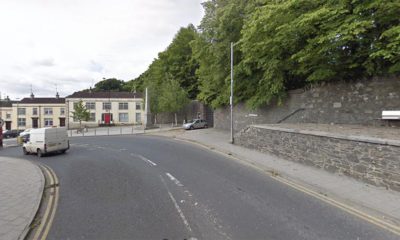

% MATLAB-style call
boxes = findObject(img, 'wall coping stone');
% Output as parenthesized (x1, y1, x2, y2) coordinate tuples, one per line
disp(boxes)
(252, 124, 400, 147)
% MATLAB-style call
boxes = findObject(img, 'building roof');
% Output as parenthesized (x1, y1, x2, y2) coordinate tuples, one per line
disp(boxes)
(19, 98, 66, 104)
(66, 91, 143, 99)
(0, 100, 16, 107)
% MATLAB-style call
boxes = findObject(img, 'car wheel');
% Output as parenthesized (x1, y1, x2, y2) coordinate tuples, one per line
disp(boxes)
(190, 126, 194, 130)
(37, 149, 43, 158)
(204, 124, 208, 128)
(23, 147, 28, 155)
(61, 150, 66, 154)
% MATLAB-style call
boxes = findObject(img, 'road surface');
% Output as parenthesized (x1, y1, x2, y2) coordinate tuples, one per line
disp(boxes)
(1, 134, 398, 239)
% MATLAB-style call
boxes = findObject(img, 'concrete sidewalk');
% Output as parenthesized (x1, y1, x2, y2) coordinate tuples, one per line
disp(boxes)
(150, 128, 400, 227)
(0, 157, 44, 240)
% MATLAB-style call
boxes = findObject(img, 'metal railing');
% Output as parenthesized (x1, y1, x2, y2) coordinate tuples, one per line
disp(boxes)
(276, 108, 305, 124)
(68, 124, 182, 137)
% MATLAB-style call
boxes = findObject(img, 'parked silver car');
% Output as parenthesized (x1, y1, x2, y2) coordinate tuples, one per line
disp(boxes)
(183, 119, 208, 130)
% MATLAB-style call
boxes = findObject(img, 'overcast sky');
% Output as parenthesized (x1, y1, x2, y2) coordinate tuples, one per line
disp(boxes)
(0, 0, 204, 99)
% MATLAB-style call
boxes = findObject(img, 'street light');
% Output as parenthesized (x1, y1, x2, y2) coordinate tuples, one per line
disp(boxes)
(16, 98, 20, 132)
(230, 42, 239, 144)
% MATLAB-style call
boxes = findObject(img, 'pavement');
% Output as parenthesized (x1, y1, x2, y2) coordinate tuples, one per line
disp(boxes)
(150, 128, 400, 227)
(0, 157, 44, 240)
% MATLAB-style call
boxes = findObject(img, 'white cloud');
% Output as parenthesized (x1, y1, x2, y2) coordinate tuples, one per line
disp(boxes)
(0, 0, 204, 99)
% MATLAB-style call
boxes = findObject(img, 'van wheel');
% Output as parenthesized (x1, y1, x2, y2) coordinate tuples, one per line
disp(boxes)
(61, 150, 66, 154)
(37, 149, 43, 158)
(23, 147, 28, 155)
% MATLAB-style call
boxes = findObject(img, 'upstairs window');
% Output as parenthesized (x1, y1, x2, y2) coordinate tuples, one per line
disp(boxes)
(17, 108, 26, 115)
(44, 108, 53, 115)
(86, 102, 96, 110)
(103, 102, 111, 110)
(119, 102, 128, 110)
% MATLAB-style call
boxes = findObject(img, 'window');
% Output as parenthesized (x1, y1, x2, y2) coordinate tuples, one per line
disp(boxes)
(73, 102, 79, 110)
(103, 102, 111, 110)
(60, 108, 65, 115)
(18, 118, 26, 127)
(119, 113, 129, 122)
(135, 113, 141, 123)
(6, 113, 11, 119)
(32, 108, 38, 115)
(89, 112, 96, 122)
(86, 102, 96, 110)
(44, 118, 53, 127)
(119, 102, 128, 110)
(17, 108, 26, 115)
(44, 108, 53, 115)
(135, 103, 141, 110)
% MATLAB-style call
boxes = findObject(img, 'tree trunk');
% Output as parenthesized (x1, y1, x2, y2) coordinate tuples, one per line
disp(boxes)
(174, 113, 177, 126)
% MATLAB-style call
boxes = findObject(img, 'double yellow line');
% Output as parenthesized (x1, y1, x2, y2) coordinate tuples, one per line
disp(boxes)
(32, 165, 60, 240)
(174, 137, 400, 236)
(272, 174, 400, 236)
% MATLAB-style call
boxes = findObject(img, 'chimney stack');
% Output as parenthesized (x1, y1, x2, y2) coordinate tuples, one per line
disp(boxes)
(30, 85, 34, 99)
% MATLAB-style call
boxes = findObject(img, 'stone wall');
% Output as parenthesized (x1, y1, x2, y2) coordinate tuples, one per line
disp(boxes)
(236, 125, 400, 191)
(214, 77, 400, 132)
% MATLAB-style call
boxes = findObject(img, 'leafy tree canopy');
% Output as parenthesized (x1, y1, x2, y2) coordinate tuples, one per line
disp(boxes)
(94, 78, 125, 92)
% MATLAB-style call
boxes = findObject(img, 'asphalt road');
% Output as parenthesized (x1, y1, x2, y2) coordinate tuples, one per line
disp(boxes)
(0, 134, 398, 240)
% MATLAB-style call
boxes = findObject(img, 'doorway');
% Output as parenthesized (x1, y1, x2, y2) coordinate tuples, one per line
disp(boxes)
(59, 118, 65, 127)
(5, 121, 11, 130)
(32, 118, 38, 128)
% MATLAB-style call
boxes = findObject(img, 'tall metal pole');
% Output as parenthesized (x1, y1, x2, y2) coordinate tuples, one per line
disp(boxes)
(230, 42, 234, 144)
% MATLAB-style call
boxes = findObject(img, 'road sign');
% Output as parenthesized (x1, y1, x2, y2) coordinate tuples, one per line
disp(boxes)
(0, 118, 4, 127)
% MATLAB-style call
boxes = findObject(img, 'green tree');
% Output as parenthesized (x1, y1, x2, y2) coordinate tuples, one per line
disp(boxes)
(159, 24, 200, 99)
(94, 78, 125, 91)
(159, 79, 189, 124)
(192, 0, 252, 108)
(126, 25, 200, 100)
(71, 100, 90, 130)
(240, 0, 400, 108)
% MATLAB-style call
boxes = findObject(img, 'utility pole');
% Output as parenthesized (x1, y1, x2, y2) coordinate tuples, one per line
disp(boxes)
(230, 42, 235, 144)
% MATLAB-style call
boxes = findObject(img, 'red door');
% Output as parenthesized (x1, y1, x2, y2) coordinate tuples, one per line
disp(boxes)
(104, 113, 111, 124)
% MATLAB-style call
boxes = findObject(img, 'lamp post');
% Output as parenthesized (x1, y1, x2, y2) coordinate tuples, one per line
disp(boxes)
(16, 98, 20, 132)
(230, 42, 238, 144)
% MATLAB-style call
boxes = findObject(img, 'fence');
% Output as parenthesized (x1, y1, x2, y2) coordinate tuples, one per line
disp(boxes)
(68, 124, 182, 137)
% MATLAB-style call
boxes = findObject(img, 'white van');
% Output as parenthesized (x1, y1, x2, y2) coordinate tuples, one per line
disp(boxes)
(23, 127, 69, 157)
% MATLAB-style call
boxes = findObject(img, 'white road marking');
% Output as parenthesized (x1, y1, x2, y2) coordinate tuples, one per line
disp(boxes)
(131, 153, 157, 166)
(139, 155, 157, 166)
(160, 175, 193, 233)
(166, 172, 184, 187)
(120, 148, 127, 151)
